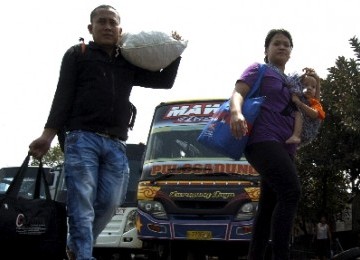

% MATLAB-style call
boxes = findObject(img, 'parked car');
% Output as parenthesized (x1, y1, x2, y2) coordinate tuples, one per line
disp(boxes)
(0, 166, 52, 198)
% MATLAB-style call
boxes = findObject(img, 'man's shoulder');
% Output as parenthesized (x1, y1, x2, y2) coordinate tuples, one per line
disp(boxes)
(63, 43, 85, 56)
(64, 42, 101, 61)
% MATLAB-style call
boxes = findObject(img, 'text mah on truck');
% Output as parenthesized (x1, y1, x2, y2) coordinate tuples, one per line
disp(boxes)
(136, 99, 260, 260)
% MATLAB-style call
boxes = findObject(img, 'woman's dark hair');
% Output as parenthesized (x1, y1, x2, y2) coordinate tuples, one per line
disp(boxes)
(264, 29, 293, 63)
(90, 5, 120, 23)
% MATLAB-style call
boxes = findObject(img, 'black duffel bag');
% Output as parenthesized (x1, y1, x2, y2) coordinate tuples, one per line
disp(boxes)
(0, 154, 67, 260)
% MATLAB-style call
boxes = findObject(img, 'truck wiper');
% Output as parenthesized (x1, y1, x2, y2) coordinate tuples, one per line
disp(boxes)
(149, 166, 213, 184)
(198, 172, 260, 185)
(170, 166, 214, 172)
(199, 172, 236, 176)
(149, 173, 176, 184)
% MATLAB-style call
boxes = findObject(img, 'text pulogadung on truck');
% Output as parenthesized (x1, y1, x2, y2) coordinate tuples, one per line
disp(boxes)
(136, 99, 261, 260)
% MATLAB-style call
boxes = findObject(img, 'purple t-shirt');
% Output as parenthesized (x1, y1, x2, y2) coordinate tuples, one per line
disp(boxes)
(238, 62, 297, 155)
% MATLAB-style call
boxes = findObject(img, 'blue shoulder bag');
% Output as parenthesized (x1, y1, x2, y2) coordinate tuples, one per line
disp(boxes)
(197, 64, 267, 160)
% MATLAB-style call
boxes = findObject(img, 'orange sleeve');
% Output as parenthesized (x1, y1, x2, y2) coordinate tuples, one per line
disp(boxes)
(309, 98, 326, 120)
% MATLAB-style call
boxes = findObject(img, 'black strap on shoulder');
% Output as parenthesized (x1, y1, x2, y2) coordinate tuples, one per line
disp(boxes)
(79, 37, 86, 54)
(128, 102, 137, 130)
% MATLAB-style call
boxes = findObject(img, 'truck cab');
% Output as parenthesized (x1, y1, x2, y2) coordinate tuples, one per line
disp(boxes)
(136, 99, 260, 260)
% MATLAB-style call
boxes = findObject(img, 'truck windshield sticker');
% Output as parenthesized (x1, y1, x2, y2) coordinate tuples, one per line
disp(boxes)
(163, 103, 221, 124)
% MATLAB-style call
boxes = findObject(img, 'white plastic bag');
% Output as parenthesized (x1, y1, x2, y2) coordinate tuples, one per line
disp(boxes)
(119, 31, 188, 71)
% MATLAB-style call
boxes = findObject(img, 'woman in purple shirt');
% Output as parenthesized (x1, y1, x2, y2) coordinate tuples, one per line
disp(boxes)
(230, 29, 300, 259)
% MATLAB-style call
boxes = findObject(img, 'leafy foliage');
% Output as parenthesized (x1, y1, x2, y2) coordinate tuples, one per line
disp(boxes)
(323, 36, 360, 193)
(295, 37, 360, 231)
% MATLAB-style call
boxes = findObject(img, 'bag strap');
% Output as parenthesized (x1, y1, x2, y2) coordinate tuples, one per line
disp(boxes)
(5, 154, 31, 197)
(6, 154, 52, 200)
(34, 160, 52, 200)
(245, 64, 267, 99)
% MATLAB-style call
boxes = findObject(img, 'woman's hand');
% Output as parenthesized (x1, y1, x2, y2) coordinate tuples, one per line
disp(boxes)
(230, 82, 251, 139)
(230, 110, 248, 139)
(291, 93, 302, 105)
(303, 67, 320, 84)
(303, 67, 321, 99)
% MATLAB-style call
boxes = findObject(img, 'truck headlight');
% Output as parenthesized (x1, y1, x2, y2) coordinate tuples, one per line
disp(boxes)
(235, 202, 258, 221)
(124, 209, 137, 232)
(138, 200, 168, 220)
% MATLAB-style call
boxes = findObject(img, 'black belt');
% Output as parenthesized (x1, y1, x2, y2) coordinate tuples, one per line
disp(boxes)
(95, 132, 124, 142)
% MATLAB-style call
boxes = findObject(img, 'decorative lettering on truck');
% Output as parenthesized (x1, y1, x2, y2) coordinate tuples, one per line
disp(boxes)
(150, 163, 258, 176)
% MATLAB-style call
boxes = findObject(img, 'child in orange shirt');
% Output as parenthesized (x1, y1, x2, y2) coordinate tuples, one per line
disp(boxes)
(286, 68, 325, 146)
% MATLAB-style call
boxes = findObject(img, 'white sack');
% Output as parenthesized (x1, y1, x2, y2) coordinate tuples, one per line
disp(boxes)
(119, 31, 188, 71)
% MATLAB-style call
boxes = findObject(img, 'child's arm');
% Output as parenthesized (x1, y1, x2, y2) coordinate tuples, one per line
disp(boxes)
(292, 95, 319, 119)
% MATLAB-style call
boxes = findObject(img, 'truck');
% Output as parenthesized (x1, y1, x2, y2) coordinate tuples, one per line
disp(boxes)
(53, 143, 147, 260)
(136, 99, 261, 260)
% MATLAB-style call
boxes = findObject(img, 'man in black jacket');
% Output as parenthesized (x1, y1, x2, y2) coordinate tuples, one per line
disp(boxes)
(29, 5, 181, 260)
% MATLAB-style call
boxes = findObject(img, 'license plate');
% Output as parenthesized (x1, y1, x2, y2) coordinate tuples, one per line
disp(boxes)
(115, 208, 125, 215)
(186, 231, 212, 240)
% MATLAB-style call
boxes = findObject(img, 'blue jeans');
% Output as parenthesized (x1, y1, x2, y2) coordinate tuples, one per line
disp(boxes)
(64, 130, 129, 260)
(245, 141, 301, 260)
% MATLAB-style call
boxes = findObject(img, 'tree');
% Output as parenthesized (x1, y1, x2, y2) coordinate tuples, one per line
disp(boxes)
(30, 143, 64, 167)
(295, 36, 360, 232)
(322, 36, 360, 194)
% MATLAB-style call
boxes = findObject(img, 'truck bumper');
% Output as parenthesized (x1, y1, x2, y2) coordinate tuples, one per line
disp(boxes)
(137, 211, 252, 241)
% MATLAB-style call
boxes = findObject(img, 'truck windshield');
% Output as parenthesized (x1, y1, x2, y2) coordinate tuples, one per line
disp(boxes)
(141, 100, 258, 182)
(145, 127, 230, 161)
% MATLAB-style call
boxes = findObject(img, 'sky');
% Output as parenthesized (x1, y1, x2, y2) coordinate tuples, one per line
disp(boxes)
(0, 0, 359, 167)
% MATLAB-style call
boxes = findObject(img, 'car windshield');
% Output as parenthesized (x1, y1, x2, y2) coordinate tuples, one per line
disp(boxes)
(0, 167, 50, 198)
